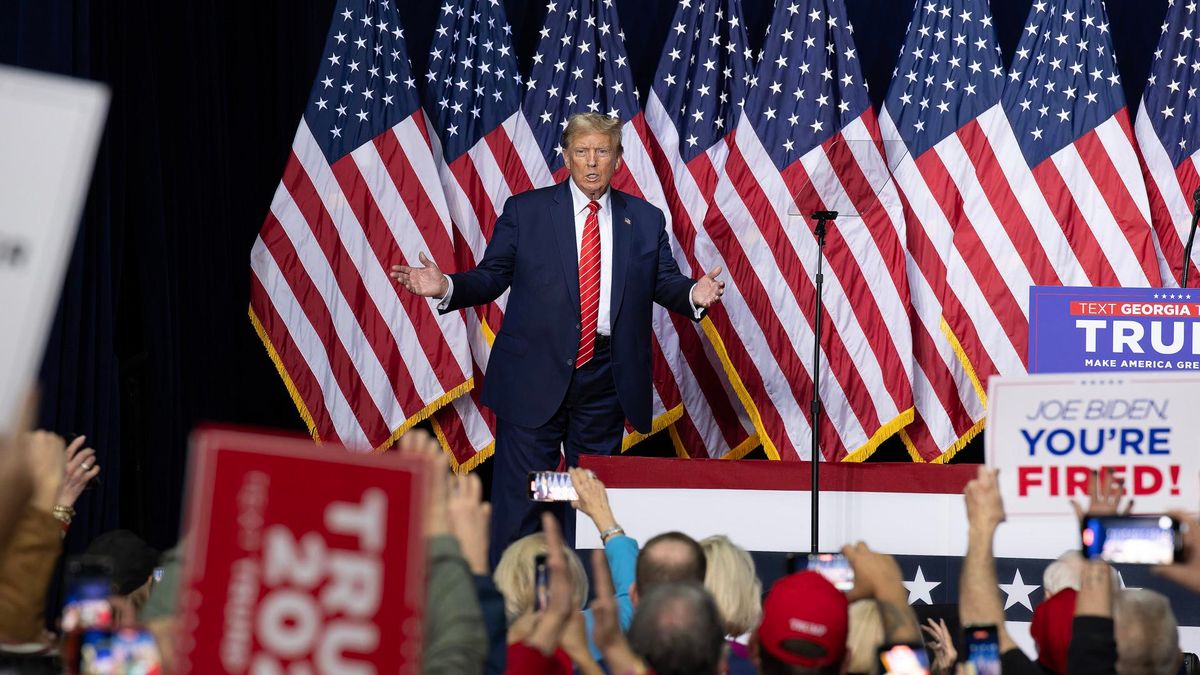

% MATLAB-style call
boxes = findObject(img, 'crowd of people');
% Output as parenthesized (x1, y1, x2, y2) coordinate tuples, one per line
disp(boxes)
(2, 405, 1200, 674)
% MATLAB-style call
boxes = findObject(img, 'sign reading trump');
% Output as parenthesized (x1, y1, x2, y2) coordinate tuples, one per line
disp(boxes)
(985, 373, 1200, 517)
(1028, 286, 1200, 373)
(177, 427, 427, 675)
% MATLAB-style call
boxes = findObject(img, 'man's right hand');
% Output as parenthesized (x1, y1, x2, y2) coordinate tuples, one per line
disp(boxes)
(390, 252, 449, 298)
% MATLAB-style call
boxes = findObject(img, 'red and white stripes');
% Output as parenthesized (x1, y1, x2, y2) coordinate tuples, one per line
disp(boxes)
(251, 114, 474, 451)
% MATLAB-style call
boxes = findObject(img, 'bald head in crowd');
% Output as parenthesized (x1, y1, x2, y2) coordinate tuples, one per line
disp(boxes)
(628, 582, 725, 675)
(631, 531, 707, 605)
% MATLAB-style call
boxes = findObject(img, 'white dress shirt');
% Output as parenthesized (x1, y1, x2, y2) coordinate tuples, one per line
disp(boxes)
(568, 179, 614, 335)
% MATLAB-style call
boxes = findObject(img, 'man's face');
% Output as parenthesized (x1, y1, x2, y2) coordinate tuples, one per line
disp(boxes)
(565, 130, 620, 199)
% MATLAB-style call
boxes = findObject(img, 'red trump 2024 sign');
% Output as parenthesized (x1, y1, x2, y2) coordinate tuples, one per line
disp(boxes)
(177, 427, 427, 674)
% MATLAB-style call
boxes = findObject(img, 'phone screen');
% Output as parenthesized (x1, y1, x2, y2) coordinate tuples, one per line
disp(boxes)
(806, 553, 855, 591)
(877, 643, 930, 675)
(528, 471, 578, 502)
(79, 627, 162, 675)
(63, 556, 116, 674)
(1081, 515, 1182, 565)
(534, 553, 549, 611)
(964, 625, 1001, 675)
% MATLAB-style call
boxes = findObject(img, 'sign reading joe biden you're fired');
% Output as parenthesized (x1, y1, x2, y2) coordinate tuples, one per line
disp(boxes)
(985, 373, 1200, 517)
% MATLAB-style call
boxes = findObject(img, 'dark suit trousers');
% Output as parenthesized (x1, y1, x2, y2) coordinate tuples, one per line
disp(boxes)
(488, 338, 624, 568)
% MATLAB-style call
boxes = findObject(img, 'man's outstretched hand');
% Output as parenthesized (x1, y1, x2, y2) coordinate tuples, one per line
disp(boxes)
(390, 252, 449, 298)
(691, 266, 725, 308)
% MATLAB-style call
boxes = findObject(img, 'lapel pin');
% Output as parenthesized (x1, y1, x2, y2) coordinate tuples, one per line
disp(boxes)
(624, 217, 631, 224)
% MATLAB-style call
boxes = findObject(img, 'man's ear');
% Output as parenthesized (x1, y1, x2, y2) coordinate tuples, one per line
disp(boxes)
(629, 581, 639, 607)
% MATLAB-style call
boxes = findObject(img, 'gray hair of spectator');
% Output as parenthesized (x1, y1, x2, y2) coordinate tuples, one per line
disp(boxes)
(636, 531, 707, 597)
(700, 535, 762, 636)
(559, 112, 623, 155)
(627, 582, 726, 675)
(1114, 589, 1181, 675)
(1043, 550, 1084, 596)
(492, 532, 588, 621)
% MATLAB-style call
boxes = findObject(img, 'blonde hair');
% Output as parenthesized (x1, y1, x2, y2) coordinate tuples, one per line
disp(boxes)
(560, 112, 623, 155)
(698, 535, 761, 636)
(493, 532, 589, 621)
(845, 600, 885, 675)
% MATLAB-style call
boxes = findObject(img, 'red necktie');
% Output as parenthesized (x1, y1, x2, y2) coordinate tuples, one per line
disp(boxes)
(576, 200, 602, 368)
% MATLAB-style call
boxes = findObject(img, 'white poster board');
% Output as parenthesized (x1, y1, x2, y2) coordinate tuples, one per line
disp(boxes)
(985, 372, 1200, 517)
(0, 65, 109, 428)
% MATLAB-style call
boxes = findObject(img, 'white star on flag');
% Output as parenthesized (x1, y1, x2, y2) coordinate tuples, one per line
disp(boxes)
(999, 568, 1041, 611)
(903, 566, 942, 605)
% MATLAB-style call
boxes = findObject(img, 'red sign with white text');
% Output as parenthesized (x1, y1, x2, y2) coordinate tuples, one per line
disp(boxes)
(177, 428, 426, 674)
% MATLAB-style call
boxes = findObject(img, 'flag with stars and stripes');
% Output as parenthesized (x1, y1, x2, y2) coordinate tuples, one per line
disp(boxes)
(420, 0, 553, 471)
(943, 0, 1164, 390)
(249, 0, 474, 451)
(1136, 0, 1200, 287)
(520, 0, 738, 452)
(702, 0, 915, 462)
(879, 0, 1002, 461)
(641, 0, 761, 459)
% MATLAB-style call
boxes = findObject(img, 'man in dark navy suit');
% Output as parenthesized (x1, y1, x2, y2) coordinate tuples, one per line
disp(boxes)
(391, 113, 724, 559)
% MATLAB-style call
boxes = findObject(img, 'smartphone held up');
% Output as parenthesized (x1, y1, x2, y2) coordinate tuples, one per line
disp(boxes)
(1080, 514, 1186, 565)
(528, 471, 579, 502)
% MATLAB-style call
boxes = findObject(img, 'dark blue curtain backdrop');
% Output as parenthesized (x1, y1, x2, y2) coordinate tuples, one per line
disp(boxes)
(0, 0, 1171, 548)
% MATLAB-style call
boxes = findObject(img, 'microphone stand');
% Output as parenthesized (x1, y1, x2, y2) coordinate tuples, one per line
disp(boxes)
(1181, 188, 1200, 288)
(810, 210, 837, 554)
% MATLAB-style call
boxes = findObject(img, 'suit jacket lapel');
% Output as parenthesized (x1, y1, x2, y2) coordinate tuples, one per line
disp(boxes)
(609, 189, 632, 325)
(552, 181, 581, 314)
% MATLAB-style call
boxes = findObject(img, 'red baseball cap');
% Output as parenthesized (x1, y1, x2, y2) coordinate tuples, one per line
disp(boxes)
(757, 571, 849, 668)
(1031, 588, 1077, 674)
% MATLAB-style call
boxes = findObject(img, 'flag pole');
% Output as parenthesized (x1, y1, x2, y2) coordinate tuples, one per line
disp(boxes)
(810, 210, 837, 554)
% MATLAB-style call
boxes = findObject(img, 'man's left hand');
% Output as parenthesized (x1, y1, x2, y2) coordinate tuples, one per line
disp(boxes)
(691, 266, 725, 308)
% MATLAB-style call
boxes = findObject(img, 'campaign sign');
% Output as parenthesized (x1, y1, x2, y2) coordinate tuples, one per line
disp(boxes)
(177, 428, 427, 674)
(0, 66, 108, 428)
(985, 372, 1200, 517)
(1028, 286, 1200, 373)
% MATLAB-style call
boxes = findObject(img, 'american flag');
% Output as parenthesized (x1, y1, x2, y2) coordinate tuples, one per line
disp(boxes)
(249, 1, 474, 450)
(880, 0, 1002, 461)
(702, 0, 915, 462)
(641, 0, 761, 459)
(944, 0, 1163, 388)
(421, 0, 553, 470)
(521, 0, 737, 452)
(1136, 0, 1200, 287)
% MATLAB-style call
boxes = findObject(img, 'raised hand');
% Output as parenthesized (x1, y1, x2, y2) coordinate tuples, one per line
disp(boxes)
(964, 466, 1006, 534)
(1071, 468, 1131, 521)
(690, 266, 725, 308)
(447, 472, 491, 575)
(59, 435, 100, 509)
(568, 468, 617, 534)
(921, 618, 958, 675)
(390, 252, 449, 298)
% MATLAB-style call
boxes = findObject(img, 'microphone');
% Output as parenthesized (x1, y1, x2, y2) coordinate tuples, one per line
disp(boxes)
(1182, 187, 1200, 288)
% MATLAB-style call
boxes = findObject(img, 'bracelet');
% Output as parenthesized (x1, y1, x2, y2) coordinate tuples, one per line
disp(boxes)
(52, 504, 75, 527)
(599, 525, 624, 543)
